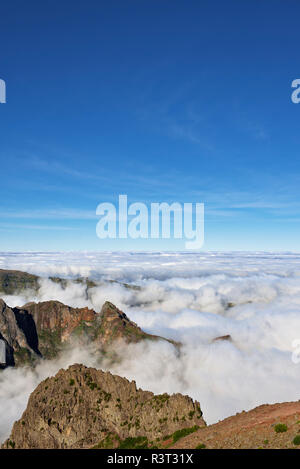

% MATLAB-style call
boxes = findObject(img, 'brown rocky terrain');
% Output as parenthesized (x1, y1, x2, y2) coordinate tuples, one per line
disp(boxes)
(2, 364, 205, 449)
(170, 401, 300, 449)
(0, 299, 175, 367)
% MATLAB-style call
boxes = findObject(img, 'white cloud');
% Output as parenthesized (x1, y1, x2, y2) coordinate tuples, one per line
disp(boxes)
(1, 251, 300, 442)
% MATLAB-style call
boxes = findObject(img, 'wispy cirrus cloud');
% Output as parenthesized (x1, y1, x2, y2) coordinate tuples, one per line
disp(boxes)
(0, 223, 77, 231)
(0, 208, 97, 220)
(20, 154, 196, 195)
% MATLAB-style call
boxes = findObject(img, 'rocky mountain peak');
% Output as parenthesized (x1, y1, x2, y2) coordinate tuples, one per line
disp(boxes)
(2, 364, 205, 449)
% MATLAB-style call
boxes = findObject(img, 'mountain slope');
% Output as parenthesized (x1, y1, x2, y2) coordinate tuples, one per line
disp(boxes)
(2, 364, 205, 449)
(170, 401, 300, 449)
(0, 269, 39, 295)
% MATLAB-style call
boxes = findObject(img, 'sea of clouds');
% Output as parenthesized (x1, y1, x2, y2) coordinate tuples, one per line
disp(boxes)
(1, 251, 300, 443)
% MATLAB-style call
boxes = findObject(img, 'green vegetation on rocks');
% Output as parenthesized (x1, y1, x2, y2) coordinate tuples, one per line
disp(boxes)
(293, 435, 300, 445)
(274, 423, 288, 433)
(172, 425, 200, 443)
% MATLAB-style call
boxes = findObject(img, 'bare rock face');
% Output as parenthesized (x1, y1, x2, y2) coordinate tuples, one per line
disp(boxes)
(17, 300, 99, 359)
(0, 299, 174, 367)
(21, 301, 96, 335)
(2, 364, 205, 449)
(0, 299, 38, 367)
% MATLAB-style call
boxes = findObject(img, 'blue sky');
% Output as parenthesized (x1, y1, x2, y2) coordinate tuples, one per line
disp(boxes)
(0, 0, 300, 251)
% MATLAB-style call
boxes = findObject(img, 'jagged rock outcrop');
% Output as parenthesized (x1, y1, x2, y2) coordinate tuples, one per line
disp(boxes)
(98, 301, 175, 346)
(2, 364, 205, 449)
(212, 334, 232, 342)
(0, 299, 174, 367)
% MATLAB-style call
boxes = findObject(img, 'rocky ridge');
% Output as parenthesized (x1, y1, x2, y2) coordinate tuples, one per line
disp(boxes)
(0, 299, 174, 367)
